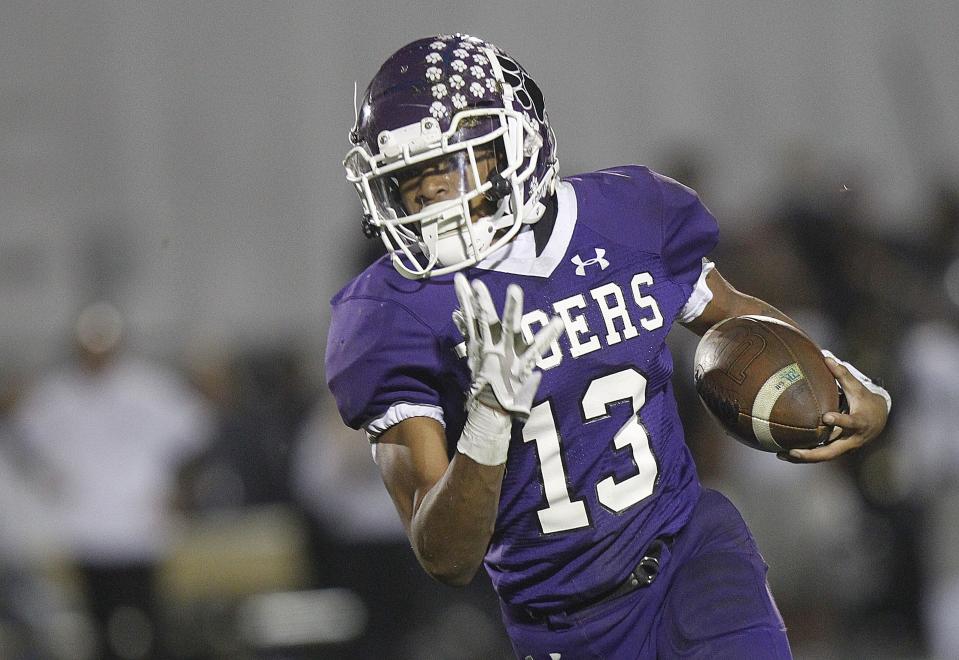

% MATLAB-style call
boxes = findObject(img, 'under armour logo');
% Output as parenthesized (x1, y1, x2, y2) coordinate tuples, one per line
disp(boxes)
(571, 248, 609, 276)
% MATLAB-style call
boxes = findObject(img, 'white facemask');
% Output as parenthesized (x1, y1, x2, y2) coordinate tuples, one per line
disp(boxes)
(418, 202, 497, 268)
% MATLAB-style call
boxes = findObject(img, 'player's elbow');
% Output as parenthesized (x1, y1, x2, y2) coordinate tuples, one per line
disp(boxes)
(418, 553, 480, 587)
(424, 561, 479, 588)
(408, 510, 488, 587)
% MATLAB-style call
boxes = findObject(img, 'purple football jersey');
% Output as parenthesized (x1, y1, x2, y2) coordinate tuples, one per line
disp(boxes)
(326, 165, 719, 614)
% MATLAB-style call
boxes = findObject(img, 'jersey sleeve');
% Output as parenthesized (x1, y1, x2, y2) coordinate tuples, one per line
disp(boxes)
(652, 172, 720, 289)
(325, 296, 447, 435)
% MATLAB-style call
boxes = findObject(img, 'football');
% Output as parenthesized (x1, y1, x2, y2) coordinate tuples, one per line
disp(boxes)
(693, 315, 840, 452)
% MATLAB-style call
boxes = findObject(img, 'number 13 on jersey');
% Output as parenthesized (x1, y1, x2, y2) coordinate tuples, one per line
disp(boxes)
(522, 368, 658, 534)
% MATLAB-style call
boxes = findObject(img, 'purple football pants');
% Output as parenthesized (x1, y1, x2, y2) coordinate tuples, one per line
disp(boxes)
(500, 488, 792, 659)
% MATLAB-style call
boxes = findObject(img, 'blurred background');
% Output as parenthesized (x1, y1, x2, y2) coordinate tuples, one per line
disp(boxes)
(1, 1, 958, 658)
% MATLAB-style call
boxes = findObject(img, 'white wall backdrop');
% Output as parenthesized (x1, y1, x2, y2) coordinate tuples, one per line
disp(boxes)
(2, 0, 958, 368)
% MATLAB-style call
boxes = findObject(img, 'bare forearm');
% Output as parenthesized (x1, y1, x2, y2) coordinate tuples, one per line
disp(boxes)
(684, 268, 802, 336)
(411, 453, 505, 586)
(724, 292, 797, 326)
(377, 412, 510, 588)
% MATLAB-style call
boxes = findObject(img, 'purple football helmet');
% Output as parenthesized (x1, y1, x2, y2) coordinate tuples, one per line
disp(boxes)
(344, 34, 559, 279)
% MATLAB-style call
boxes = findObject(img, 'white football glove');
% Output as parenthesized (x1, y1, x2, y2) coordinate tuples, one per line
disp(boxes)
(453, 273, 564, 420)
(452, 274, 565, 466)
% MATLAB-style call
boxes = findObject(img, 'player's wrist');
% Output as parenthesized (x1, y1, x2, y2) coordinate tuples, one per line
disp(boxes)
(471, 385, 508, 415)
(458, 397, 513, 466)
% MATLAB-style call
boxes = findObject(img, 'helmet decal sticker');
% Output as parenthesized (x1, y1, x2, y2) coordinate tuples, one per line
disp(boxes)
(495, 54, 546, 123)
(429, 101, 449, 119)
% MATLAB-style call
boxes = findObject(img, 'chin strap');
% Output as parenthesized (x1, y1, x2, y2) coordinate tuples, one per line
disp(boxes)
(522, 199, 546, 224)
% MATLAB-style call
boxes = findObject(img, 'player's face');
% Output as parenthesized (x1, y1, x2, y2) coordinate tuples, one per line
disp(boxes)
(396, 144, 499, 221)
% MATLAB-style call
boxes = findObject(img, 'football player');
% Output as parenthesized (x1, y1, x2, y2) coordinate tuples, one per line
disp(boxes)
(326, 34, 891, 658)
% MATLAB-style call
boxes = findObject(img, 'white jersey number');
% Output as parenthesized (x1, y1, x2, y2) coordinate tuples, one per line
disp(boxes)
(522, 368, 657, 534)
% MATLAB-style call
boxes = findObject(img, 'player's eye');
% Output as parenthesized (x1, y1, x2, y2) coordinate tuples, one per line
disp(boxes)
(395, 160, 437, 185)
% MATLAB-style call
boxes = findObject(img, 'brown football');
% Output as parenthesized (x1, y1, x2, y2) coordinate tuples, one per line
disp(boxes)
(693, 315, 840, 452)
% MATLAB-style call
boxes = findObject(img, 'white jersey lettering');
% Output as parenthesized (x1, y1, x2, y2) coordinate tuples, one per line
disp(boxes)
(553, 293, 601, 358)
(590, 282, 639, 346)
(631, 272, 664, 331)
(460, 272, 668, 370)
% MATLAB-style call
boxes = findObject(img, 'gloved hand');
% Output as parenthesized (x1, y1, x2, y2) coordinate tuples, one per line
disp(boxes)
(453, 273, 564, 422)
(452, 273, 564, 466)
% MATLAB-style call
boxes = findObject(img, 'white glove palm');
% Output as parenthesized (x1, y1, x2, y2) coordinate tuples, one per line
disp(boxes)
(453, 273, 564, 422)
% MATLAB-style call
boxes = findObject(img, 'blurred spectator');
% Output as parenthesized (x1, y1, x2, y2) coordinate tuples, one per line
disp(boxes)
(292, 394, 407, 549)
(11, 302, 213, 659)
(0, 366, 67, 659)
(183, 345, 314, 511)
(892, 314, 959, 660)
